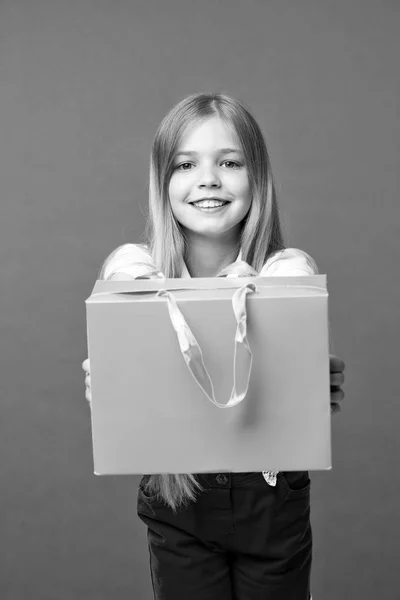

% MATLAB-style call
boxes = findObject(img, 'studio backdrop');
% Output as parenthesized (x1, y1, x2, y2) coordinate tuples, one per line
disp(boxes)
(1, 1, 399, 599)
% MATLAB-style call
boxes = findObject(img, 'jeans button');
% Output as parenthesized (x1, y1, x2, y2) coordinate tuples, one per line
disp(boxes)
(216, 474, 228, 485)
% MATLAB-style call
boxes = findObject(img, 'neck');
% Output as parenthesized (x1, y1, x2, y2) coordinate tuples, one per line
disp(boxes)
(183, 231, 241, 278)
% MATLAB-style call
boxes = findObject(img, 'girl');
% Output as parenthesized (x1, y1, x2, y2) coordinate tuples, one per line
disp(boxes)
(82, 93, 345, 599)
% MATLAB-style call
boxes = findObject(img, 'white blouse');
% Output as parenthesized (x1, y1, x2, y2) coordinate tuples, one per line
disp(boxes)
(103, 243, 319, 485)
(103, 243, 318, 281)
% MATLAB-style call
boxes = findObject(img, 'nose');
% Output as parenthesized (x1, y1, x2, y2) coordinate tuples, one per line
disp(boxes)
(197, 164, 221, 188)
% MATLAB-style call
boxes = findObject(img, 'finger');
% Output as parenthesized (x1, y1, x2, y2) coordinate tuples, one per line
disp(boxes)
(330, 354, 345, 373)
(330, 372, 344, 387)
(330, 388, 345, 403)
(82, 358, 90, 373)
(331, 402, 341, 415)
(85, 388, 92, 404)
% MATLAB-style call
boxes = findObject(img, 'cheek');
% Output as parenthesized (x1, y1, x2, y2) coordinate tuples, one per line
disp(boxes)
(229, 171, 250, 194)
(237, 180, 252, 216)
(236, 178, 252, 204)
(168, 179, 189, 221)
(168, 176, 186, 203)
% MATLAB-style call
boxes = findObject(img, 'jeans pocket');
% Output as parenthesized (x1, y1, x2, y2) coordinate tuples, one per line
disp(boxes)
(279, 471, 311, 499)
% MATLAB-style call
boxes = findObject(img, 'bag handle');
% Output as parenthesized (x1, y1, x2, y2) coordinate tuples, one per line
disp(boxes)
(156, 283, 257, 408)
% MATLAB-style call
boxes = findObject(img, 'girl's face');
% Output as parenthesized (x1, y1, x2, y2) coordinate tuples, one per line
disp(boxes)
(168, 116, 252, 241)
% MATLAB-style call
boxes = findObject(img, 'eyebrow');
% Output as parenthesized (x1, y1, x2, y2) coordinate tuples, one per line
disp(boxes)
(175, 147, 243, 158)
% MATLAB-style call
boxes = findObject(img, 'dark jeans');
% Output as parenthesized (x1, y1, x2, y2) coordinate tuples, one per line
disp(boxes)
(137, 471, 312, 600)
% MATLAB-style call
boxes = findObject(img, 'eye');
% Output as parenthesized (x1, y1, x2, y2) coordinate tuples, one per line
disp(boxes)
(222, 160, 241, 168)
(176, 162, 193, 171)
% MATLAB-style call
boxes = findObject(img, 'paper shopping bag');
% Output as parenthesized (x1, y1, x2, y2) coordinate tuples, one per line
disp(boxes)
(85, 275, 331, 475)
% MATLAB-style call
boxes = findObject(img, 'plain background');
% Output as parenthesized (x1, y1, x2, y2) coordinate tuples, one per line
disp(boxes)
(1, 1, 399, 598)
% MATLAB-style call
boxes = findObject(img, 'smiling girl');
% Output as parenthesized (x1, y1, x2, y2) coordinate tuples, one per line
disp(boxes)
(83, 93, 345, 600)
(168, 115, 253, 278)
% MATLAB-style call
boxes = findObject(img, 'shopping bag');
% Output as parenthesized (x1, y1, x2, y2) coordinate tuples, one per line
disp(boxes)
(85, 275, 331, 474)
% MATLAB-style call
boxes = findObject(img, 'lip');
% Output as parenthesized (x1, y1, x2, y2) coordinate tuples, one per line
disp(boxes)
(189, 197, 230, 204)
(190, 202, 230, 214)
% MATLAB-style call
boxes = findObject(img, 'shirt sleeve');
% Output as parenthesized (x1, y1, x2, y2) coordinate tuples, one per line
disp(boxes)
(259, 248, 319, 276)
(102, 243, 157, 281)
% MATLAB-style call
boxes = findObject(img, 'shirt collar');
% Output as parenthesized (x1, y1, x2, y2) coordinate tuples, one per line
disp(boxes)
(181, 249, 242, 278)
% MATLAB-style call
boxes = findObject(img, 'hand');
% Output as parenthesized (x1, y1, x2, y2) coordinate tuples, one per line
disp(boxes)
(330, 354, 345, 415)
(82, 358, 91, 405)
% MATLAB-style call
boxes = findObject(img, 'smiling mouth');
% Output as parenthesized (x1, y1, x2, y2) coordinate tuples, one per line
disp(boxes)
(190, 199, 230, 209)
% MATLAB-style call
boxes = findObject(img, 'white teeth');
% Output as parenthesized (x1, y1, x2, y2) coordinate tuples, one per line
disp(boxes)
(193, 200, 227, 208)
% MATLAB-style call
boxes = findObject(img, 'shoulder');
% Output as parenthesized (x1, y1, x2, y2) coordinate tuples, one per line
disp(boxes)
(260, 248, 319, 276)
(108, 243, 150, 261)
(101, 243, 153, 280)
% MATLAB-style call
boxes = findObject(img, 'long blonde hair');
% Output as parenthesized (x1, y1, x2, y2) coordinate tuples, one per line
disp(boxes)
(99, 93, 286, 513)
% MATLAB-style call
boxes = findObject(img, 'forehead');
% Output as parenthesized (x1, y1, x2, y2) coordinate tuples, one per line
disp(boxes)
(176, 116, 241, 152)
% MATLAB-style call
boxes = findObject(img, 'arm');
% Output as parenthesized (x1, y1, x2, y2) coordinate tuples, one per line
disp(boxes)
(103, 243, 164, 280)
(260, 248, 318, 276)
(108, 272, 136, 281)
